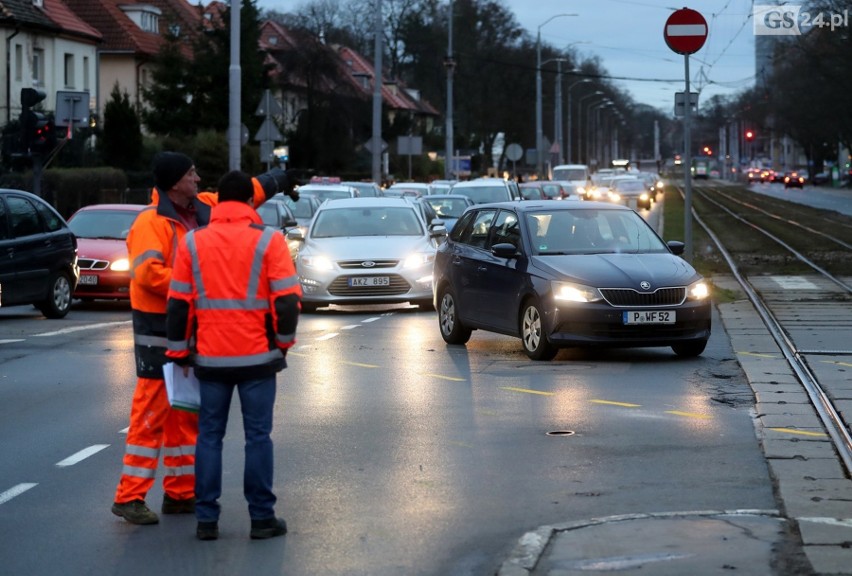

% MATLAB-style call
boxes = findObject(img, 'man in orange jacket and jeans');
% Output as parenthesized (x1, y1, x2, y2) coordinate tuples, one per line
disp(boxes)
(112, 153, 296, 525)
(166, 170, 301, 540)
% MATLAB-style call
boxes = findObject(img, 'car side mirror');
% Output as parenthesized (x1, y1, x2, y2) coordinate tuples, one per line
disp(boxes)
(491, 242, 518, 259)
(284, 217, 298, 228)
(286, 228, 305, 242)
(667, 240, 685, 255)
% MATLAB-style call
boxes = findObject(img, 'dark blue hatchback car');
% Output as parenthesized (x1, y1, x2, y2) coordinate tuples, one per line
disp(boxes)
(432, 201, 711, 360)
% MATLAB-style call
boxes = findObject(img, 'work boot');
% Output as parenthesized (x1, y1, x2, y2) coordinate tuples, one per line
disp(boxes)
(162, 494, 195, 514)
(112, 500, 159, 525)
(196, 521, 219, 541)
(250, 517, 287, 540)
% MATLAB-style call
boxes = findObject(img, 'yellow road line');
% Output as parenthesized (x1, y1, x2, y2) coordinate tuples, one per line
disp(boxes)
(665, 410, 711, 419)
(500, 386, 554, 396)
(424, 373, 467, 382)
(768, 427, 828, 438)
(590, 399, 641, 408)
(737, 351, 778, 358)
(821, 360, 852, 368)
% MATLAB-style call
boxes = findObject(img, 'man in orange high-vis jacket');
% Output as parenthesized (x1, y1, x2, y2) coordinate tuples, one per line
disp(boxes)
(166, 170, 301, 541)
(112, 152, 297, 525)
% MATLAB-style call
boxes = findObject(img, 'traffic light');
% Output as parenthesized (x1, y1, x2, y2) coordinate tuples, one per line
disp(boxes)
(20, 88, 46, 154)
(745, 129, 755, 142)
(31, 116, 56, 155)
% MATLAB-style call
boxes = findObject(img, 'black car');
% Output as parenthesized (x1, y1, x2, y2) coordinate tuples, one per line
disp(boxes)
(0, 189, 79, 317)
(783, 171, 805, 189)
(432, 201, 711, 360)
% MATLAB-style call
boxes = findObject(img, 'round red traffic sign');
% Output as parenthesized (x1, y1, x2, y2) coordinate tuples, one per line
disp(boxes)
(664, 8, 708, 55)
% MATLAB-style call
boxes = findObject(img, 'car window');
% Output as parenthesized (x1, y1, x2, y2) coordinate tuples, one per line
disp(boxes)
(312, 206, 423, 238)
(284, 197, 315, 219)
(491, 210, 520, 249)
(457, 209, 496, 249)
(0, 197, 9, 240)
(449, 211, 476, 242)
(452, 185, 511, 204)
(6, 195, 42, 238)
(34, 201, 64, 232)
(69, 209, 140, 239)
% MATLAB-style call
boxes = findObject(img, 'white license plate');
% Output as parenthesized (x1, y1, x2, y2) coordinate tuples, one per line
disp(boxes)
(78, 274, 99, 285)
(349, 276, 389, 287)
(623, 310, 676, 324)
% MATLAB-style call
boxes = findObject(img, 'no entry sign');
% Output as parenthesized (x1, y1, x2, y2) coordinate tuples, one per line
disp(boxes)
(664, 8, 708, 54)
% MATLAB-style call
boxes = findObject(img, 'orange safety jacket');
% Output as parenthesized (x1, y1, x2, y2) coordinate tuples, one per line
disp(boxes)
(165, 201, 301, 382)
(128, 179, 273, 378)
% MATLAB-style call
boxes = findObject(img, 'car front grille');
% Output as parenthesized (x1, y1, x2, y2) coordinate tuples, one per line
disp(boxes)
(337, 259, 399, 269)
(599, 287, 686, 307)
(78, 258, 109, 271)
(328, 274, 412, 296)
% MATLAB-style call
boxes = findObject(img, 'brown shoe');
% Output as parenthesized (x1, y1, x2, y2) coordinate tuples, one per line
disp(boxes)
(112, 500, 159, 525)
(162, 494, 195, 514)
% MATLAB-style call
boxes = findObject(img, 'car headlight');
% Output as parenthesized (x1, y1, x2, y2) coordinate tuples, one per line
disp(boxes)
(110, 258, 130, 272)
(687, 280, 710, 300)
(552, 281, 603, 303)
(301, 255, 334, 271)
(403, 252, 435, 269)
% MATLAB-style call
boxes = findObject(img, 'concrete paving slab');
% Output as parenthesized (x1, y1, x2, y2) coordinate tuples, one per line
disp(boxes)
(803, 544, 852, 575)
(761, 438, 836, 459)
(797, 517, 852, 545)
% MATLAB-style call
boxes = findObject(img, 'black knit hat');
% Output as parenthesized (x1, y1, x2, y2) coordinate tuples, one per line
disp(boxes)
(153, 152, 194, 191)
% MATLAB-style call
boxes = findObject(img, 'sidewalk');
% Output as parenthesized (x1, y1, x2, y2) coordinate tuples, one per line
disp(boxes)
(497, 276, 852, 576)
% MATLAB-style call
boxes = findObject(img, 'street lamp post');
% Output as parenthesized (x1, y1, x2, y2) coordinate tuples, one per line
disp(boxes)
(566, 78, 591, 164)
(536, 13, 577, 177)
(577, 91, 603, 165)
(588, 100, 612, 170)
(444, 0, 455, 180)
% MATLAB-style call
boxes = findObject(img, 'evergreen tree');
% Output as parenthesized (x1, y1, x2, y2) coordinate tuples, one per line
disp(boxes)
(102, 83, 143, 169)
(141, 30, 194, 136)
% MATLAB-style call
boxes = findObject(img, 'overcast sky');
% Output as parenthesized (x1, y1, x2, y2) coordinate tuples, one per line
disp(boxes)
(257, 0, 758, 112)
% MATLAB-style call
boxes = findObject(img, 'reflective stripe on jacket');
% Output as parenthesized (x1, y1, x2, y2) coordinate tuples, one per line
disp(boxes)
(165, 201, 301, 382)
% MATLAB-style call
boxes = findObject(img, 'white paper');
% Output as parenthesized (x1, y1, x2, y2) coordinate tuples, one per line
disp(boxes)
(164, 362, 201, 413)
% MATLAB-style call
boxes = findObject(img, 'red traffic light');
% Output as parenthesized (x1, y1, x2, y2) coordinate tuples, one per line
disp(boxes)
(745, 130, 755, 141)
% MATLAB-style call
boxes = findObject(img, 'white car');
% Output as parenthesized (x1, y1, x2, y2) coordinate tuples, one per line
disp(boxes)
(448, 178, 520, 204)
(288, 198, 447, 312)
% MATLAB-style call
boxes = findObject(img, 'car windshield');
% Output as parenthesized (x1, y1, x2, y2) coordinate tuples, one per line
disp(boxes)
(540, 184, 562, 198)
(68, 209, 140, 239)
(283, 197, 315, 218)
(311, 206, 424, 238)
(552, 168, 586, 181)
(300, 188, 353, 202)
(526, 209, 668, 255)
(452, 185, 511, 204)
(426, 198, 469, 218)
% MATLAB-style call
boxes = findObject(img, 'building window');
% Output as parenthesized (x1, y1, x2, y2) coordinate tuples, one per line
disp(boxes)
(83, 56, 90, 90)
(32, 49, 45, 86)
(15, 45, 22, 81)
(120, 6, 161, 33)
(64, 54, 75, 88)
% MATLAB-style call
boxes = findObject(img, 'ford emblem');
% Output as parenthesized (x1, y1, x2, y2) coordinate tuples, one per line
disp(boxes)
(362, 261, 377, 268)
(640, 281, 651, 291)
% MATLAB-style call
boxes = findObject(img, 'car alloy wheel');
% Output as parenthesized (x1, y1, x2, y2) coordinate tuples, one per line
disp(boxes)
(438, 287, 472, 345)
(521, 299, 557, 361)
(38, 271, 73, 319)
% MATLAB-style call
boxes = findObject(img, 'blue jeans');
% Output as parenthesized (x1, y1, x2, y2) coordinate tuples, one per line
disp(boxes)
(195, 376, 277, 522)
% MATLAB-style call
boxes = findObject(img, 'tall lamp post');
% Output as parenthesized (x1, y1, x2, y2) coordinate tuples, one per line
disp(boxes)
(566, 78, 591, 164)
(587, 100, 612, 170)
(577, 91, 603, 165)
(444, 0, 455, 180)
(536, 13, 577, 177)
(541, 57, 570, 166)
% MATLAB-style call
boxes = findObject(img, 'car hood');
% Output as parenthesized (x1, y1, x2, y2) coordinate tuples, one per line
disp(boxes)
(532, 253, 700, 289)
(75, 237, 127, 261)
(303, 235, 433, 259)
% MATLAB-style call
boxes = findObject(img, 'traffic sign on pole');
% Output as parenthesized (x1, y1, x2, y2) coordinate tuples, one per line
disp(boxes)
(664, 8, 708, 55)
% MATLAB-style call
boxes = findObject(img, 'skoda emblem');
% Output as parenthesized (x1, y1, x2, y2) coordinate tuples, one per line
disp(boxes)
(361, 261, 377, 268)
(640, 281, 652, 291)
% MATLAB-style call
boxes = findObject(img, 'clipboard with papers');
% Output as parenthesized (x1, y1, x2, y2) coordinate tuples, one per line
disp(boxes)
(164, 362, 201, 413)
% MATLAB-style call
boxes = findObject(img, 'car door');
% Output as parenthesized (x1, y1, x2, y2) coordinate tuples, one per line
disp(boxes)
(446, 208, 496, 321)
(0, 196, 13, 305)
(476, 209, 529, 334)
(4, 193, 51, 303)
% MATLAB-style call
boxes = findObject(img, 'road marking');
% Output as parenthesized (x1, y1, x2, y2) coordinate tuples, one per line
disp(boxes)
(665, 410, 711, 419)
(771, 276, 820, 290)
(56, 444, 110, 467)
(500, 386, 554, 396)
(315, 333, 339, 341)
(341, 361, 379, 368)
(822, 359, 852, 368)
(0, 339, 26, 344)
(738, 351, 779, 358)
(591, 399, 641, 408)
(768, 427, 828, 438)
(425, 373, 467, 382)
(362, 317, 383, 323)
(119, 427, 129, 434)
(0, 483, 38, 505)
(34, 321, 131, 337)
(342, 325, 361, 330)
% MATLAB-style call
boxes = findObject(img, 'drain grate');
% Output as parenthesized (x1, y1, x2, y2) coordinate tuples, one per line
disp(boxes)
(546, 430, 576, 437)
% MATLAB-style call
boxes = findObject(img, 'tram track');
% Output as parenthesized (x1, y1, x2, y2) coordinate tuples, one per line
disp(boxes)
(673, 181, 852, 476)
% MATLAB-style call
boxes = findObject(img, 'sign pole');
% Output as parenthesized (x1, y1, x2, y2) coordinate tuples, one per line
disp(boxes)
(683, 53, 693, 262)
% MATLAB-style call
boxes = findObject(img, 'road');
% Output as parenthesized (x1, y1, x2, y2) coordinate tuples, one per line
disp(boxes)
(0, 296, 778, 576)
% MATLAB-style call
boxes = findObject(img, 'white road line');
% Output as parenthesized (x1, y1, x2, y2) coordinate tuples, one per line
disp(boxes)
(362, 317, 382, 323)
(34, 321, 132, 338)
(119, 427, 129, 434)
(341, 325, 361, 330)
(315, 333, 339, 341)
(0, 483, 38, 505)
(0, 339, 26, 344)
(56, 444, 110, 467)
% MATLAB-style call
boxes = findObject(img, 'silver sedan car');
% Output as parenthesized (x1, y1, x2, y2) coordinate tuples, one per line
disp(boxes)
(288, 198, 447, 312)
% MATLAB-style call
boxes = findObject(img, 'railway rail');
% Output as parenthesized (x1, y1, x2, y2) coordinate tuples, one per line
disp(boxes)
(674, 181, 852, 475)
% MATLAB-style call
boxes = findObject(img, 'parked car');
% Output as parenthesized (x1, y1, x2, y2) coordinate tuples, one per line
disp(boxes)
(449, 178, 520, 204)
(783, 171, 805, 189)
(432, 201, 711, 360)
(0, 189, 79, 317)
(288, 197, 447, 312)
(420, 194, 474, 232)
(67, 203, 146, 300)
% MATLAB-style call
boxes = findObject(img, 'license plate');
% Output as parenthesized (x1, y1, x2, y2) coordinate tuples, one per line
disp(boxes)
(78, 274, 99, 285)
(349, 276, 389, 287)
(623, 310, 675, 324)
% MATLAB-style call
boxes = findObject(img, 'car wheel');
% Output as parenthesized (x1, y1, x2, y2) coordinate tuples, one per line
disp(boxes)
(300, 301, 318, 314)
(671, 339, 707, 357)
(437, 287, 472, 345)
(37, 271, 73, 319)
(520, 299, 558, 361)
